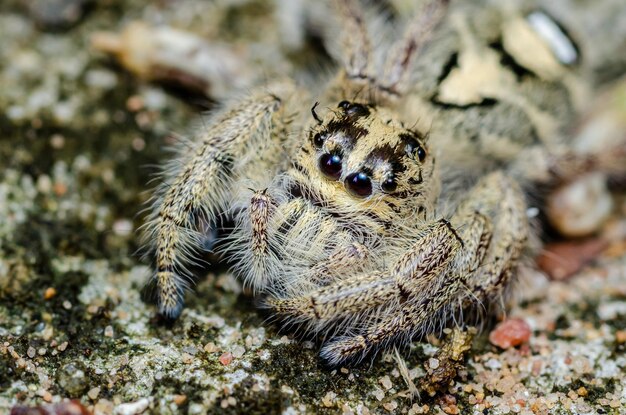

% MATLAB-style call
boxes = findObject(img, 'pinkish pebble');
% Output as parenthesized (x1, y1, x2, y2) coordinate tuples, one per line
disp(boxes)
(489, 318, 531, 349)
(219, 352, 233, 366)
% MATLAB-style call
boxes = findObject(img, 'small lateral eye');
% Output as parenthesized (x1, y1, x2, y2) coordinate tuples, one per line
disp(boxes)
(338, 100, 369, 117)
(381, 177, 397, 193)
(345, 172, 373, 198)
(313, 132, 325, 148)
(319, 153, 342, 179)
(406, 140, 427, 162)
(338, 100, 350, 110)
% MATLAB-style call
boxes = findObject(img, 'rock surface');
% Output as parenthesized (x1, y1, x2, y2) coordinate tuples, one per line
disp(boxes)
(0, 1, 625, 414)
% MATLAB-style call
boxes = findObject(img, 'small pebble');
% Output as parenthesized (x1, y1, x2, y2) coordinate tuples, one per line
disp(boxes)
(131, 137, 146, 151)
(203, 342, 218, 353)
(383, 400, 398, 412)
(442, 405, 460, 415)
(54, 182, 68, 197)
(546, 173, 613, 237)
(43, 287, 57, 300)
(495, 375, 516, 393)
(42, 326, 54, 341)
(85, 69, 118, 89)
(115, 398, 151, 415)
(57, 361, 88, 396)
(440, 395, 459, 415)
(531, 360, 542, 376)
(62, 300, 72, 310)
(27, 347, 36, 358)
(37, 175, 53, 193)
(232, 345, 245, 358)
(181, 353, 194, 364)
(50, 134, 65, 149)
(220, 399, 229, 409)
(379, 375, 393, 390)
(182, 345, 198, 355)
(104, 326, 114, 338)
(126, 95, 144, 112)
(219, 352, 233, 366)
(173, 394, 187, 405)
(322, 391, 336, 407)
(95, 399, 115, 414)
(371, 387, 385, 401)
(112, 219, 133, 237)
(28, 0, 91, 31)
(88, 387, 100, 400)
(489, 318, 532, 349)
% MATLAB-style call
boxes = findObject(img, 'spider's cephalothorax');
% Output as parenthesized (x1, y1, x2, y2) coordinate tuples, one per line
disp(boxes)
(143, 0, 626, 368)
(296, 101, 437, 226)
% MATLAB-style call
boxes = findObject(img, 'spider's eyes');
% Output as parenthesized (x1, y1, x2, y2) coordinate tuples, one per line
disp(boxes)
(405, 139, 427, 162)
(381, 177, 397, 193)
(416, 146, 426, 162)
(313, 132, 325, 148)
(319, 153, 343, 179)
(338, 101, 369, 117)
(345, 172, 373, 198)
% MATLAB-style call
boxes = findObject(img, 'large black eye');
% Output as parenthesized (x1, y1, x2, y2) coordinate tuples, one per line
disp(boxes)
(381, 177, 397, 193)
(313, 132, 325, 148)
(319, 153, 342, 179)
(345, 172, 372, 197)
(416, 146, 426, 162)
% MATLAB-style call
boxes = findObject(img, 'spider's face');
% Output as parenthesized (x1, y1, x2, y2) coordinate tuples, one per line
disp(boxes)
(297, 100, 437, 214)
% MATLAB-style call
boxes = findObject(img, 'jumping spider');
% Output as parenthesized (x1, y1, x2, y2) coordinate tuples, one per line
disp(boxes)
(143, 0, 625, 367)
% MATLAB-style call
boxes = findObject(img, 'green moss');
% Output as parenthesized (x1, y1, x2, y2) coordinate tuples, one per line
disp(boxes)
(208, 341, 432, 413)
(552, 377, 617, 402)
(211, 375, 284, 415)
(0, 346, 39, 390)
(605, 314, 626, 331)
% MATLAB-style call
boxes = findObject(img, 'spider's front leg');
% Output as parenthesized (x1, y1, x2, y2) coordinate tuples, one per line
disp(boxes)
(270, 215, 488, 346)
(144, 87, 290, 319)
(237, 191, 371, 291)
